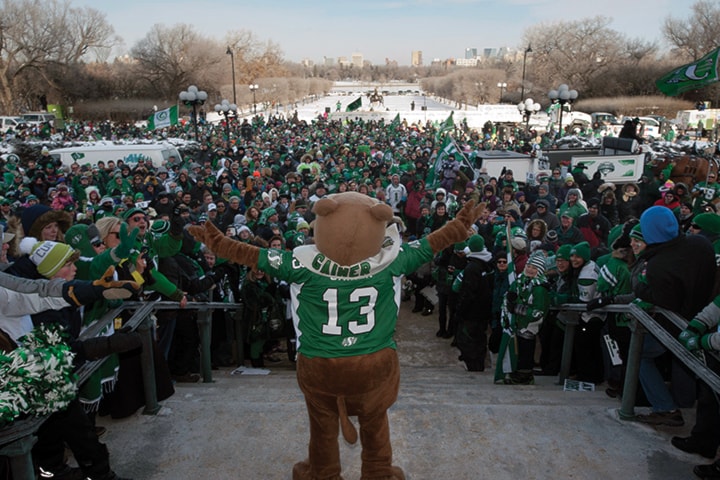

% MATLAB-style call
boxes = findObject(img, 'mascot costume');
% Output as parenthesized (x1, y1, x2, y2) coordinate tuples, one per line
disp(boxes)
(189, 192, 484, 480)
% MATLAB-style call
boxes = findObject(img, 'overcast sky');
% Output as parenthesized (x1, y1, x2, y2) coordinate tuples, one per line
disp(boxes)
(78, 0, 698, 65)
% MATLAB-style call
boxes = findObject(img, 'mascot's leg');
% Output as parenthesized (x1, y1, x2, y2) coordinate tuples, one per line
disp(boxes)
(345, 349, 405, 480)
(295, 359, 344, 480)
(295, 349, 405, 480)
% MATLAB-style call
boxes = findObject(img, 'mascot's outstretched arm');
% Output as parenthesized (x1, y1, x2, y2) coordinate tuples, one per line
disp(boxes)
(188, 221, 260, 268)
(426, 200, 485, 253)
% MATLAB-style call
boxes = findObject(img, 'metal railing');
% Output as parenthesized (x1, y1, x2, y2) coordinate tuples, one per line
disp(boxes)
(0, 300, 244, 480)
(554, 303, 720, 419)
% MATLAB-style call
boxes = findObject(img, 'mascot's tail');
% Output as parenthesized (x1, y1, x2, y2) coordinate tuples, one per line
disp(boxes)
(336, 396, 358, 444)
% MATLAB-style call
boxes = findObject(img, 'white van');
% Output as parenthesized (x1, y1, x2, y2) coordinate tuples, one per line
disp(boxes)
(0, 116, 26, 131)
(20, 112, 56, 125)
(49, 143, 182, 169)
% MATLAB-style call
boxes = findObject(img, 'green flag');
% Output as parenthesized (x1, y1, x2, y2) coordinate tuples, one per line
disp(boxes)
(425, 136, 456, 189)
(391, 113, 401, 127)
(346, 97, 362, 112)
(656, 47, 720, 96)
(435, 112, 455, 141)
(147, 105, 179, 130)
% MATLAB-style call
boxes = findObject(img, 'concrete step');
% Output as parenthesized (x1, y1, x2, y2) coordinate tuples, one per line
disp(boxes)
(97, 303, 704, 480)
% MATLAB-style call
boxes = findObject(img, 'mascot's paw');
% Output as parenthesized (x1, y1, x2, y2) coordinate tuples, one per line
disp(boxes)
(361, 466, 406, 480)
(456, 199, 486, 229)
(293, 460, 344, 480)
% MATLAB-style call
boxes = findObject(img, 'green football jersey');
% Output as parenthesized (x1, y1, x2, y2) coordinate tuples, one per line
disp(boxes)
(257, 225, 433, 358)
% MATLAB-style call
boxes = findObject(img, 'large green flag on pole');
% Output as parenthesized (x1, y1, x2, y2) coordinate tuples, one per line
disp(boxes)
(435, 111, 455, 141)
(346, 97, 362, 112)
(390, 113, 401, 128)
(425, 136, 456, 190)
(656, 47, 720, 96)
(147, 105, 179, 130)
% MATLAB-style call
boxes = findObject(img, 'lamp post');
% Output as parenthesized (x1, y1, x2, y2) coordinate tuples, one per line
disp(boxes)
(273, 83, 279, 115)
(497, 82, 507, 104)
(548, 84, 578, 138)
(520, 44, 532, 100)
(214, 99, 237, 140)
(178, 85, 207, 140)
(226, 47, 236, 105)
(249, 84, 258, 114)
(517, 98, 541, 131)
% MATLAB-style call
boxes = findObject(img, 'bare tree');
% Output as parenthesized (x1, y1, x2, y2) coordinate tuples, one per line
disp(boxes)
(663, 0, 720, 60)
(130, 24, 226, 101)
(0, 0, 117, 113)
(523, 17, 628, 95)
(225, 30, 286, 85)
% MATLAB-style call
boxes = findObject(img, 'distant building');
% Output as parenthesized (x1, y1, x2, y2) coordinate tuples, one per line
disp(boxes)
(456, 58, 478, 67)
(301, 58, 314, 67)
(482, 48, 498, 59)
(351, 53, 364, 68)
(465, 48, 477, 60)
(385, 58, 398, 67)
(338, 56, 352, 67)
(411, 50, 423, 67)
(322, 56, 335, 67)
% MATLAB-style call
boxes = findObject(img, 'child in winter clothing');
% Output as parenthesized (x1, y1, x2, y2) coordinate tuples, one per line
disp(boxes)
(496, 252, 550, 384)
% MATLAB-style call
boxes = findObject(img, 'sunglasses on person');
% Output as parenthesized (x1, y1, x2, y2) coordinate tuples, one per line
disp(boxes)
(496, 259, 507, 264)
(128, 215, 146, 223)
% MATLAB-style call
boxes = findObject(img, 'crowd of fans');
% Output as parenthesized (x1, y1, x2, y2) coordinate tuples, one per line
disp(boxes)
(2, 111, 720, 479)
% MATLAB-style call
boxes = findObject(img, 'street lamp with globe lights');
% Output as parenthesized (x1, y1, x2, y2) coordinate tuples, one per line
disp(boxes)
(547, 84, 578, 138)
(517, 98, 541, 131)
(497, 82, 507, 103)
(214, 99, 237, 140)
(249, 84, 258, 114)
(178, 85, 208, 140)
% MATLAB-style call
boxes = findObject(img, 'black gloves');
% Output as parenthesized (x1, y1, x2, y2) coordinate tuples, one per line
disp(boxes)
(506, 291, 518, 314)
(587, 296, 614, 311)
(170, 207, 186, 237)
(79, 330, 142, 360)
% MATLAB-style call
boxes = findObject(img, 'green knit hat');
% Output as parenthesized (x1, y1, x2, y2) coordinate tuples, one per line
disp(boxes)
(629, 223, 644, 241)
(465, 234, 485, 253)
(693, 213, 720, 235)
(570, 241, 591, 262)
(555, 244, 573, 260)
(30, 241, 77, 278)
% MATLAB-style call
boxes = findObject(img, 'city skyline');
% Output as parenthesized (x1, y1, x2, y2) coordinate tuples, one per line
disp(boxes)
(77, 0, 698, 65)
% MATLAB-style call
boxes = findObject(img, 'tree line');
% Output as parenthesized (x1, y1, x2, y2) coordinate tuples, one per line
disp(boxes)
(1, 0, 718, 121)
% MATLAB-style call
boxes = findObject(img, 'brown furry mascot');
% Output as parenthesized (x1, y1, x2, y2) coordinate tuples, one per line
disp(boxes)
(189, 192, 484, 480)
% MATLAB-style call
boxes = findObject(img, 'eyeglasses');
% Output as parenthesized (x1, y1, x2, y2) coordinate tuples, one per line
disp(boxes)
(536, 205, 546, 209)
(128, 216, 146, 223)
(496, 260, 507, 264)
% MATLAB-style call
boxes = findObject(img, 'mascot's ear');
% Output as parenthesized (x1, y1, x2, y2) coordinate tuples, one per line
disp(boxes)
(370, 202, 393, 222)
(313, 197, 338, 216)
